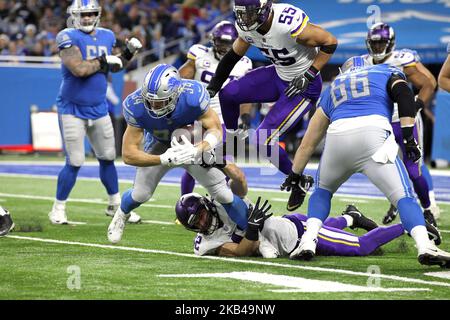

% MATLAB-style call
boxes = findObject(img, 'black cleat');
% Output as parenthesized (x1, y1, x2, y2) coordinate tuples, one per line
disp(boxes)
(342, 205, 378, 231)
(382, 204, 398, 225)
(424, 209, 437, 228)
(0, 209, 14, 236)
(425, 221, 441, 246)
(291, 250, 315, 261)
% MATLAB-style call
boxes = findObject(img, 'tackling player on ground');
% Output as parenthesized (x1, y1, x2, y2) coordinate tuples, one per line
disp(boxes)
(49, 0, 142, 225)
(206, 0, 337, 211)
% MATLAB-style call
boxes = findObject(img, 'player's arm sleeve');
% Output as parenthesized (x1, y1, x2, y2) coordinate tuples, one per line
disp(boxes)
(316, 87, 332, 120)
(195, 83, 211, 115)
(122, 98, 143, 128)
(289, 7, 310, 38)
(56, 30, 74, 50)
(387, 73, 416, 119)
(207, 45, 244, 93)
(399, 50, 417, 68)
(187, 44, 208, 61)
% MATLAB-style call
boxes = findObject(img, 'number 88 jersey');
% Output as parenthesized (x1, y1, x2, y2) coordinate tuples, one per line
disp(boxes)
(236, 3, 318, 82)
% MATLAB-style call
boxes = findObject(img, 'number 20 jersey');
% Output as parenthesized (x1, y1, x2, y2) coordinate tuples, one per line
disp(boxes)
(236, 3, 318, 82)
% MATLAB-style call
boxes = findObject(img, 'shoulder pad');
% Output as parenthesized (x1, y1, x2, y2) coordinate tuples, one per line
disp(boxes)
(184, 80, 210, 113)
(392, 50, 417, 67)
(187, 44, 209, 61)
(56, 29, 75, 50)
(286, 5, 310, 38)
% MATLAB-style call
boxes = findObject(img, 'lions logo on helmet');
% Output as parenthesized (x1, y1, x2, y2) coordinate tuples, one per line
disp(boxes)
(234, 0, 273, 32)
(141, 64, 182, 118)
(210, 21, 238, 60)
(366, 22, 396, 62)
(175, 193, 221, 235)
(68, 0, 102, 34)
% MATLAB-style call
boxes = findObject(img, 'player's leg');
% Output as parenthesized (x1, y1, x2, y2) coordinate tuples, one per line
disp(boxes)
(218, 65, 281, 129)
(107, 143, 171, 243)
(50, 114, 86, 224)
(186, 165, 248, 230)
(181, 171, 196, 195)
(363, 151, 450, 266)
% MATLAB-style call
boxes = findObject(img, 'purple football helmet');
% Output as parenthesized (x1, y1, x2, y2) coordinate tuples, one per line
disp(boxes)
(175, 193, 221, 235)
(234, 0, 273, 32)
(210, 21, 238, 59)
(366, 22, 396, 62)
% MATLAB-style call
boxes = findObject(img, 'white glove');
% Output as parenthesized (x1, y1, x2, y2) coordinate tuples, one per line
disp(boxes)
(105, 55, 123, 69)
(171, 136, 199, 165)
(126, 37, 143, 55)
(160, 148, 180, 167)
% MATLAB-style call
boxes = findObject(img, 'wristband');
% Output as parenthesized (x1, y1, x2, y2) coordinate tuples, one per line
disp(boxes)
(304, 65, 319, 81)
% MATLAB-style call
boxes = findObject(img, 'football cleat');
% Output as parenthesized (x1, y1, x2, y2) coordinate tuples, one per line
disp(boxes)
(342, 204, 378, 231)
(48, 205, 68, 225)
(289, 238, 317, 261)
(105, 205, 141, 224)
(107, 208, 130, 244)
(418, 245, 450, 268)
(425, 221, 441, 246)
(424, 209, 437, 228)
(382, 204, 398, 225)
(0, 207, 14, 236)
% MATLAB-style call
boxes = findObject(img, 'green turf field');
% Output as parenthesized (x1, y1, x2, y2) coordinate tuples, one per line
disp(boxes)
(1, 174, 449, 300)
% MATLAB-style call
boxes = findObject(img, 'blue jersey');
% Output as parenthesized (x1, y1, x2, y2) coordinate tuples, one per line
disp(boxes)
(319, 64, 404, 123)
(123, 80, 210, 147)
(56, 27, 116, 119)
(447, 42, 450, 54)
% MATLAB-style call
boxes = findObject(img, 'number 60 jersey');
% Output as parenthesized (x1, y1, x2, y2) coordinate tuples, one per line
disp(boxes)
(236, 3, 318, 82)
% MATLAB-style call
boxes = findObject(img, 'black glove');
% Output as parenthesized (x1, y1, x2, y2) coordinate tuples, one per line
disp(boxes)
(238, 113, 252, 131)
(415, 97, 425, 113)
(403, 135, 421, 163)
(245, 197, 273, 241)
(284, 66, 318, 98)
(281, 172, 314, 210)
(96, 54, 109, 74)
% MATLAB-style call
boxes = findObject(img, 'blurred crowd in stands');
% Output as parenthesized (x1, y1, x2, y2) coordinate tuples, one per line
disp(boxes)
(0, 0, 232, 62)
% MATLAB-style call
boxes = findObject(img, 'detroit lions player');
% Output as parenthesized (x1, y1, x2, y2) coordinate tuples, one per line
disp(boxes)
(107, 64, 249, 244)
(175, 195, 443, 261)
(284, 57, 450, 267)
(363, 23, 439, 225)
(49, 0, 142, 225)
(438, 42, 450, 92)
(178, 21, 253, 196)
(206, 0, 337, 212)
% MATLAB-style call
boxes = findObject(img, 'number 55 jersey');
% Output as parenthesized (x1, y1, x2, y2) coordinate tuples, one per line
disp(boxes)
(236, 2, 318, 82)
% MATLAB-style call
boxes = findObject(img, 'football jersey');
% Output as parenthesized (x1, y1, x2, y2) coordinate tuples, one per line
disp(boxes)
(194, 202, 246, 256)
(122, 79, 210, 147)
(187, 44, 252, 123)
(319, 64, 404, 130)
(363, 49, 419, 122)
(447, 42, 450, 54)
(236, 3, 317, 82)
(56, 27, 116, 119)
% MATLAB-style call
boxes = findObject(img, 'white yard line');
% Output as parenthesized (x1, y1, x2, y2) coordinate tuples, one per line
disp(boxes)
(5, 235, 450, 288)
(0, 192, 172, 209)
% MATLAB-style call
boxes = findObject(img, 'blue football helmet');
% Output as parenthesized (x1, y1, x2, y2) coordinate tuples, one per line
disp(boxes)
(234, 0, 273, 32)
(141, 64, 182, 118)
(175, 193, 221, 235)
(68, 0, 102, 33)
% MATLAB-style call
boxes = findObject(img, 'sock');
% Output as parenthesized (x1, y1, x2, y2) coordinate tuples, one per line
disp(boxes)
(429, 190, 437, 207)
(99, 159, 119, 195)
(396, 197, 425, 233)
(181, 171, 196, 195)
(410, 225, 433, 253)
(109, 193, 121, 206)
(56, 164, 81, 200)
(53, 199, 66, 210)
(342, 215, 353, 228)
(411, 176, 431, 209)
(307, 188, 332, 222)
(221, 195, 248, 230)
(303, 218, 323, 241)
(120, 189, 142, 214)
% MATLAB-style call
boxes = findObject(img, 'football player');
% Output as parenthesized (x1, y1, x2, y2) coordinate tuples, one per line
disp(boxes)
(107, 64, 249, 244)
(176, 194, 444, 261)
(363, 23, 439, 225)
(283, 57, 450, 267)
(438, 42, 450, 92)
(178, 20, 253, 196)
(49, 0, 142, 225)
(206, 0, 338, 212)
(0, 206, 14, 237)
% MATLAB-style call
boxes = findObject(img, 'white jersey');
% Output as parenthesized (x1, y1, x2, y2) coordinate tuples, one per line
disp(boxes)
(363, 49, 419, 123)
(187, 44, 253, 123)
(236, 3, 318, 82)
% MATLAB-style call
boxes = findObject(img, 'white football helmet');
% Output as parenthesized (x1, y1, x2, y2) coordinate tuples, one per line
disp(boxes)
(68, 0, 102, 33)
(141, 64, 182, 118)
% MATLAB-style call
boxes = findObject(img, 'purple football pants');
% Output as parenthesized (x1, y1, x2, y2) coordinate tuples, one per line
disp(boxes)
(218, 65, 322, 175)
(391, 122, 430, 209)
(287, 213, 404, 256)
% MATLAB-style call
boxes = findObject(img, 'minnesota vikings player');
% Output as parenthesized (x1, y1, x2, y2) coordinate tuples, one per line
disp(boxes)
(284, 57, 450, 267)
(178, 21, 253, 196)
(438, 42, 450, 92)
(175, 194, 443, 260)
(363, 23, 439, 225)
(206, 0, 337, 211)
(49, 0, 142, 225)
(107, 64, 249, 244)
